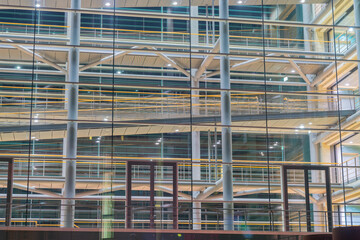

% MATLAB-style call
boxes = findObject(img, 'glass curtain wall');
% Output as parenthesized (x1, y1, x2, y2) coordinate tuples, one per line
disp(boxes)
(0, 0, 359, 233)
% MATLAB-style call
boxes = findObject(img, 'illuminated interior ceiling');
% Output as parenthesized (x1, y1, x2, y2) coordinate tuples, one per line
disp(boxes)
(0, 0, 330, 8)
(0, 0, 360, 232)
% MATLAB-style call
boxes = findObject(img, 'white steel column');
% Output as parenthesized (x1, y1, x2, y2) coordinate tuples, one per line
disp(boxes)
(190, 6, 202, 230)
(61, 0, 80, 228)
(303, 4, 325, 232)
(302, 4, 313, 52)
(219, 0, 234, 231)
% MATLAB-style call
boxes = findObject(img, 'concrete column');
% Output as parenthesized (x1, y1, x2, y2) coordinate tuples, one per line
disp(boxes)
(192, 128, 201, 230)
(302, 4, 313, 52)
(190, 6, 202, 230)
(303, 4, 317, 111)
(61, 0, 80, 228)
(192, 71, 201, 229)
(354, 0, 360, 89)
(320, 143, 335, 229)
(310, 141, 327, 232)
(302, 9, 325, 232)
(296, 5, 304, 48)
(167, 8, 173, 41)
(219, 0, 234, 231)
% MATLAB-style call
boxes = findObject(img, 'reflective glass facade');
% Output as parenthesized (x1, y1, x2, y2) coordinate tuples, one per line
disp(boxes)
(0, 0, 359, 233)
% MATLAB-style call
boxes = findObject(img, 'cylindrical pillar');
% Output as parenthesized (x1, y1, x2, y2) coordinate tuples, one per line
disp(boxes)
(190, 6, 202, 230)
(61, 0, 80, 228)
(219, 0, 234, 231)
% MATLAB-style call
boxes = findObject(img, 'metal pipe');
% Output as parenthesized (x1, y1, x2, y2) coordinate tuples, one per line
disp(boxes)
(219, 0, 233, 231)
(61, 0, 80, 229)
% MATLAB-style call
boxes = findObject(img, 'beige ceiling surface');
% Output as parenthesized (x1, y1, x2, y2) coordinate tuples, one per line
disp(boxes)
(0, 0, 329, 9)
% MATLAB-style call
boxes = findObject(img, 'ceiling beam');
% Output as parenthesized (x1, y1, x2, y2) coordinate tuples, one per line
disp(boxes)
(80, 51, 128, 72)
(205, 53, 276, 78)
(2, 39, 67, 74)
(80, 46, 141, 72)
(288, 57, 312, 85)
(149, 47, 191, 77)
(195, 178, 223, 200)
(234, 187, 278, 197)
(194, 38, 220, 80)
(13, 183, 62, 198)
(75, 184, 125, 197)
(290, 187, 318, 204)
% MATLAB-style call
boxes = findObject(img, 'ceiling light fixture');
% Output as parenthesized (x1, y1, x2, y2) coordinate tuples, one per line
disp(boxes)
(105, 2, 111, 6)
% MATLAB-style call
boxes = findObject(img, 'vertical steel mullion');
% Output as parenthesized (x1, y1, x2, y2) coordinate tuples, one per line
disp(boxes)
(5, 158, 13, 227)
(173, 163, 178, 229)
(304, 169, 312, 232)
(282, 166, 289, 231)
(325, 168, 333, 232)
(126, 163, 132, 228)
(150, 163, 155, 229)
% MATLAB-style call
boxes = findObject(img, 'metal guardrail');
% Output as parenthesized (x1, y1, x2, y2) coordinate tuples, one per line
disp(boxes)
(2, 204, 360, 232)
(0, 22, 354, 54)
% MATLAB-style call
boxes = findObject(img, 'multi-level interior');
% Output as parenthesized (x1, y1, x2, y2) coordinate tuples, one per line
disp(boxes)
(0, 0, 359, 234)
